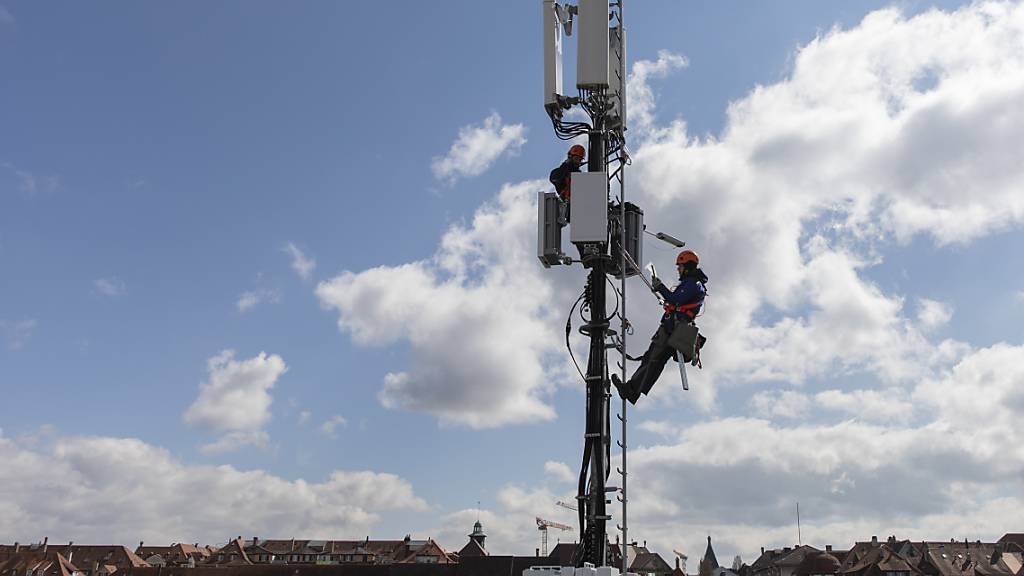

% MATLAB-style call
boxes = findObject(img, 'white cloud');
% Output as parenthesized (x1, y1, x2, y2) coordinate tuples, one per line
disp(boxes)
(916, 297, 952, 330)
(0, 431, 428, 544)
(637, 420, 683, 439)
(748, 390, 811, 419)
(319, 415, 348, 439)
(183, 351, 287, 451)
(627, 50, 689, 136)
(298, 410, 312, 425)
(236, 288, 280, 312)
(543, 461, 575, 484)
(285, 242, 316, 281)
(93, 277, 127, 297)
(431, 113, 527, 183)
(317, 181, 570, 429)
(0, 319, 36, 350)
(814, 388, 914, 423)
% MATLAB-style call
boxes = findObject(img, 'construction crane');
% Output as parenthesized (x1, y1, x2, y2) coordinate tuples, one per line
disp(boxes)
(673, 550, 688, 574)
(556, 500, 578, 512)
(537, 517, 573, 556)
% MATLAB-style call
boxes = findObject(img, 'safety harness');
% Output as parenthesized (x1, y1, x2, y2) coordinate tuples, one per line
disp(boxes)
(664, 300, 703, 319)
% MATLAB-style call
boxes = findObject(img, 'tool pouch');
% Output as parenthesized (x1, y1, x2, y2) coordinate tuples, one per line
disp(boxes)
(668, 323, 704, 363)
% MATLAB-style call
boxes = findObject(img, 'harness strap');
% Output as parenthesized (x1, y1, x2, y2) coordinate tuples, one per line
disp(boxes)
(664, 300, 703, 319)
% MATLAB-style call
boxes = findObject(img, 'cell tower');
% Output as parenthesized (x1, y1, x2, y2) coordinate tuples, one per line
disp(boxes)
(539, 0, 636, 569)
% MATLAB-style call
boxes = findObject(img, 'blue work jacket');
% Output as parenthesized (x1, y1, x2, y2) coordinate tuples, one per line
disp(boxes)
(657, 275, 706, 326)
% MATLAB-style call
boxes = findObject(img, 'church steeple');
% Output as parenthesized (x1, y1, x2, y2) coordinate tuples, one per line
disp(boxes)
(699, 536, 720, 576)
(469, 520, 486, 549)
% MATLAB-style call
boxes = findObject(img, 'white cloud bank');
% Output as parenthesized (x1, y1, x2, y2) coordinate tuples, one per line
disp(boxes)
(0, 431, 428, 544)
(431, 113, 527, 183)
(183, 351, 287, 453)
(316, 182, 571, 429)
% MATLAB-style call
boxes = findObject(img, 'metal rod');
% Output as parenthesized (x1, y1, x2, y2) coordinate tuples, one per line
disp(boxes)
(616, 2, 628, 574)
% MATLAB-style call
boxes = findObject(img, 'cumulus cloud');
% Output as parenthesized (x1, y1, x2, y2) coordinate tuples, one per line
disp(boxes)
(431, 113, 527, 183)
(814, 388, 914, 423)
(543, 461, 575, 484)
(749, 390, 811, 419)
(317, 182, 572, 429)
(319, 415, 348, 439)
(93, 277, 127, 297)
(183, 351, 287, 451)
(627, 50, 689, 136)
(0, 318, 36, 350)
(0, 431, 428, 544)
(285, 243, 316, 281)
(916, 298, 952, 330)
(620, 343, 1024, 561)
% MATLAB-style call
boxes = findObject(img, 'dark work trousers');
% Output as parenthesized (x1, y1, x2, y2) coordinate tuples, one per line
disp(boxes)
(626, 322, 678, 398)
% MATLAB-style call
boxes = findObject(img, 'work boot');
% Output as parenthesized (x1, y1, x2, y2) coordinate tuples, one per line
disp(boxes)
(611, 374, 640, 405)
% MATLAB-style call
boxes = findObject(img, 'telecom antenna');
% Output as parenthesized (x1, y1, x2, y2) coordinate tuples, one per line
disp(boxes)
(540, 0, 637, 569)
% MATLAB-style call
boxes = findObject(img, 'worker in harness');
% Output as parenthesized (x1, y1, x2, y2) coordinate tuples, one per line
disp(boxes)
(612, 249, 708, 404)
(549, 144, 585, 224)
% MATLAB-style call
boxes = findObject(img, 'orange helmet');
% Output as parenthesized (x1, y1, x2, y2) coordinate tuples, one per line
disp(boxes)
(676, 250, 699, 266)
(568, 144, 586, 158)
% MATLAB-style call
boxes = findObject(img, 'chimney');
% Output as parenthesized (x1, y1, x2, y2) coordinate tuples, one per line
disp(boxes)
(139, 542, 145, 551)
(68, 542, 74, 563)
(536, 549, 540, 557)
(253, 537, 259, 547)
(826, 545, 832, 553)
(676, 558, 681, 570)
(14, 543, 20, 554)
(43, 537, 49, 555)
(761, 548, 765, 555)
(871, 536, 878, 547)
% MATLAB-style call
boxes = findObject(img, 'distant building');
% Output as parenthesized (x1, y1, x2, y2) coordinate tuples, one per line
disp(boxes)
(699, 537, 739, 576)
(457, 522, 488, 558)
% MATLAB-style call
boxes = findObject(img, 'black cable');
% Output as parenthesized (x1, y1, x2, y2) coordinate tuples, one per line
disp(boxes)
(565, 290, 587, 383)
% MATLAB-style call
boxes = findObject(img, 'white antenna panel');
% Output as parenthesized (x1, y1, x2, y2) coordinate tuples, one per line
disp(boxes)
(576, 0, 609, 88)
(543, 0, 564, 107)
(608, 26, 626, 128)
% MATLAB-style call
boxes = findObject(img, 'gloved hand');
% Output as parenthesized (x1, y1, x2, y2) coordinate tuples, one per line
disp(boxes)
(651, 275, 663, 291)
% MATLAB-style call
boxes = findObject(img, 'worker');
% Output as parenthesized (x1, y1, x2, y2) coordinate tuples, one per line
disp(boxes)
(612, 249, 708, 404)
(549, 144, 585, 223)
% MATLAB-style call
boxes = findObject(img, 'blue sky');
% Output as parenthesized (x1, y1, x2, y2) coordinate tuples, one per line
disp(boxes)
(2, 0, 1024, 565)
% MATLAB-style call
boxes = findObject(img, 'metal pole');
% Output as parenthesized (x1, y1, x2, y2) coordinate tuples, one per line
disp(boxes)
(616, 0, 628, 573)
(580, 109, 608, 567)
